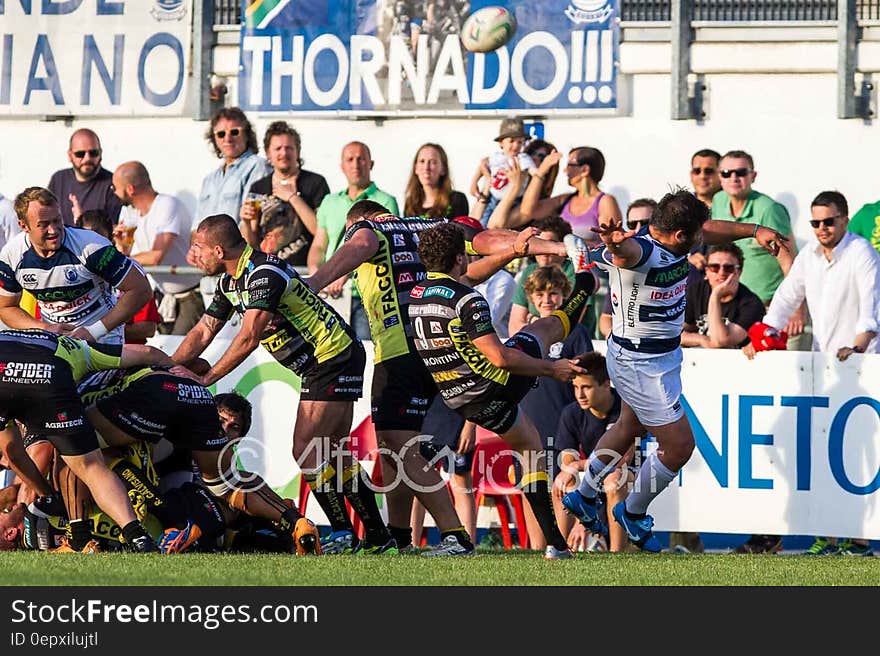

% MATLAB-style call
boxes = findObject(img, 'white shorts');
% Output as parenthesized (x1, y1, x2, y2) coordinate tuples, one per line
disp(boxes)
(606, 338, 684, 427)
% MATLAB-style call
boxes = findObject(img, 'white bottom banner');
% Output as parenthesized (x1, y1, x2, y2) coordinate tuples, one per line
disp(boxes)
(148, 333, 880, 539)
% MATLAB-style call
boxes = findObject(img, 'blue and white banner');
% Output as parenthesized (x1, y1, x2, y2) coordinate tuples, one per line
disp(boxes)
(239, 0, 619, 114)
(0, 1, 193, 116)
(148, 330, 880, 539)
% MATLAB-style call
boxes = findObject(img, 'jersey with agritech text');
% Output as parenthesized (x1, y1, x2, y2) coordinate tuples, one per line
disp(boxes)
(344, 214, 446, 364)
(594, 235, 689, 353)
(0, 227, 132, 344)
(205, 246, 354, 375)
(409, 272, 510, 409)
(0, 329, 123, 382)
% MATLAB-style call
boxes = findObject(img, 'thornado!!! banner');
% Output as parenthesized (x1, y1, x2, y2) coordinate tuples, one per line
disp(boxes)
(238, 0, 620, 114)
(0, 1, 193, 116)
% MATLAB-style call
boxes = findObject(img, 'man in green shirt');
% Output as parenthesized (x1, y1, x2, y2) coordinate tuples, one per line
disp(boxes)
(848, 199, 880, 253)
(306, 142, 398, 338)
(711, 150, 803, 335)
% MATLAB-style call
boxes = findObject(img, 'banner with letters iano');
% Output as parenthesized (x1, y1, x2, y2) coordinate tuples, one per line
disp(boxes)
(0, 0, 193, 116)
(239, 0, 619, 115)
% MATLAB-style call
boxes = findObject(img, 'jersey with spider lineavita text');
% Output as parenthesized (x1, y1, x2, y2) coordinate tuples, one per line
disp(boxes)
(344, 214, 446, 364)
(205, 246, 355, 376)
(409, 272, 511, 409)
(593, 235, 690, 355)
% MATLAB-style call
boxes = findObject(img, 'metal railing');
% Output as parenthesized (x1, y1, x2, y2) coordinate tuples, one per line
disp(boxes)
(622, 1, 880, 22)
(215, 0, 240, 26)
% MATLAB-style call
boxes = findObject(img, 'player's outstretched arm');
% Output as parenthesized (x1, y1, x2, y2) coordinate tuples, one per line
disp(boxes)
(306, 227, 380, 292)
(471, 227, 566, 259)
(172, 314, 226, 366)
(199, 308, 273, 387)
(593, 217, 641, 267)
(463, 227, 535, 285)
(472, 333, 585, 381)
(703, 220, 790, 257)
(117, 343, 176, 369)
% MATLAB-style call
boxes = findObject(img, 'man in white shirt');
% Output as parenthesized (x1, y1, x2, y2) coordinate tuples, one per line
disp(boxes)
(750, 190, 879, 558)
(759, 190, 879, 357)
(113, 162, 203, 335)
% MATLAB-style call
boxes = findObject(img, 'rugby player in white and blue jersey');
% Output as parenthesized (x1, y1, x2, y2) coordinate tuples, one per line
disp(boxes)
(561, 189, 789, 551)
(0, 187, 151, 344)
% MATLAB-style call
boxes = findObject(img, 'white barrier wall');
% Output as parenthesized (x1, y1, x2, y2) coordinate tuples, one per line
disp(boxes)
(3, 25, 880, 251)
(149, 333, 880, 539)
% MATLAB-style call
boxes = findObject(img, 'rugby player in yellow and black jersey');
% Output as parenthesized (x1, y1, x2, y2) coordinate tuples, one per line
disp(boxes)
(307, 199, 570, 555)
(0, 328, 179, 552)
(173, 214, 390, 554)
(408, 222, 600, 559)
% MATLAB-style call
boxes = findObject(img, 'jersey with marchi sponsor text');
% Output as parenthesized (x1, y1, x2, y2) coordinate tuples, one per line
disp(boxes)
(0, 227, 132, 344)
(344, 214, 446, 364)
(409, 272, 510, 410)
(594, 235, 689, 347)
(205, 245, 354, 376)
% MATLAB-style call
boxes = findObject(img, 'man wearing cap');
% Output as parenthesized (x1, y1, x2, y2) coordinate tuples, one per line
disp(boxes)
(469, 117, 536, 226)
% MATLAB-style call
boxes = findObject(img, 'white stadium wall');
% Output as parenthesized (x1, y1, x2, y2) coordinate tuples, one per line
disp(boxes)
(2, 24, 880, 250)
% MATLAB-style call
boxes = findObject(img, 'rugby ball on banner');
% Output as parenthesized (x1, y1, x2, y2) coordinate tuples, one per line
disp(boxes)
(460, 6, 517, 53)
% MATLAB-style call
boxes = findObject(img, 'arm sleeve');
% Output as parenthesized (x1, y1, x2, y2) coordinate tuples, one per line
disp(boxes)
(86, 341, 124, 371)
(0, 255, 21, 295)
(244, 266, 286, 313)
(204, 282, 235, 322)
(460, 293, 497, 341)
(84, 245, 133, 287)
(763, 253, 805, 331)
(343, 220, 374, 244)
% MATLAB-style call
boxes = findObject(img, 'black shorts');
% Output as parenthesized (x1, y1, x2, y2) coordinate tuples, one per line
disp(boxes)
(371, 352, 437, 431)
(419, 396, 471, 475)
(300, 343, 365, 402)
(0, 347, 97, 456)
(460, 332, 541, 435)
(94, 373, 228, 452)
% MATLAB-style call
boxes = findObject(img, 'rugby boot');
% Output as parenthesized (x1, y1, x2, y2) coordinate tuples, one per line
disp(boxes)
(159, 521, 203, 554)
(293, 518, 322, 555)
(561, 490, 606, 536)
(611, 502, 662, 553)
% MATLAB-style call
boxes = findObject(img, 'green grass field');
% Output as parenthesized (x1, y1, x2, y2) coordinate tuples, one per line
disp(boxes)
(2, 550, 878, 586)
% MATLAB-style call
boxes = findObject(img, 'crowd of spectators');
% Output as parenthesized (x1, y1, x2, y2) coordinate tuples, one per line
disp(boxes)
(2, 108, 878, 555)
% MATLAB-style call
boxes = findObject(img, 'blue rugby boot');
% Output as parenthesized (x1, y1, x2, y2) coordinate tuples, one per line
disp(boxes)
(561, 490, 606, 535)
(612, 502, 662, 553)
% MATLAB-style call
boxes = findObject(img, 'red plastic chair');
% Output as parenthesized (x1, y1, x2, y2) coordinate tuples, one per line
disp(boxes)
(472, 427, 530, 549)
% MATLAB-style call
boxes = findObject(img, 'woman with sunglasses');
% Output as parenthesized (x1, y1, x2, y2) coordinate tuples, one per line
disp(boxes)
(519, 146, 622, 243)
(682, 243, 764, 349)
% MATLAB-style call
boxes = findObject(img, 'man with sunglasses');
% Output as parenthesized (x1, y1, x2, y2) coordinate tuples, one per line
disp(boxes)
(683, 243, 764, 350)
(689, 149, 722, 209)
(196, 107, 271, 222)
(711, 150, 797, 311)
(48, 129, 121, 227)
(746, 190, 880, 557)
